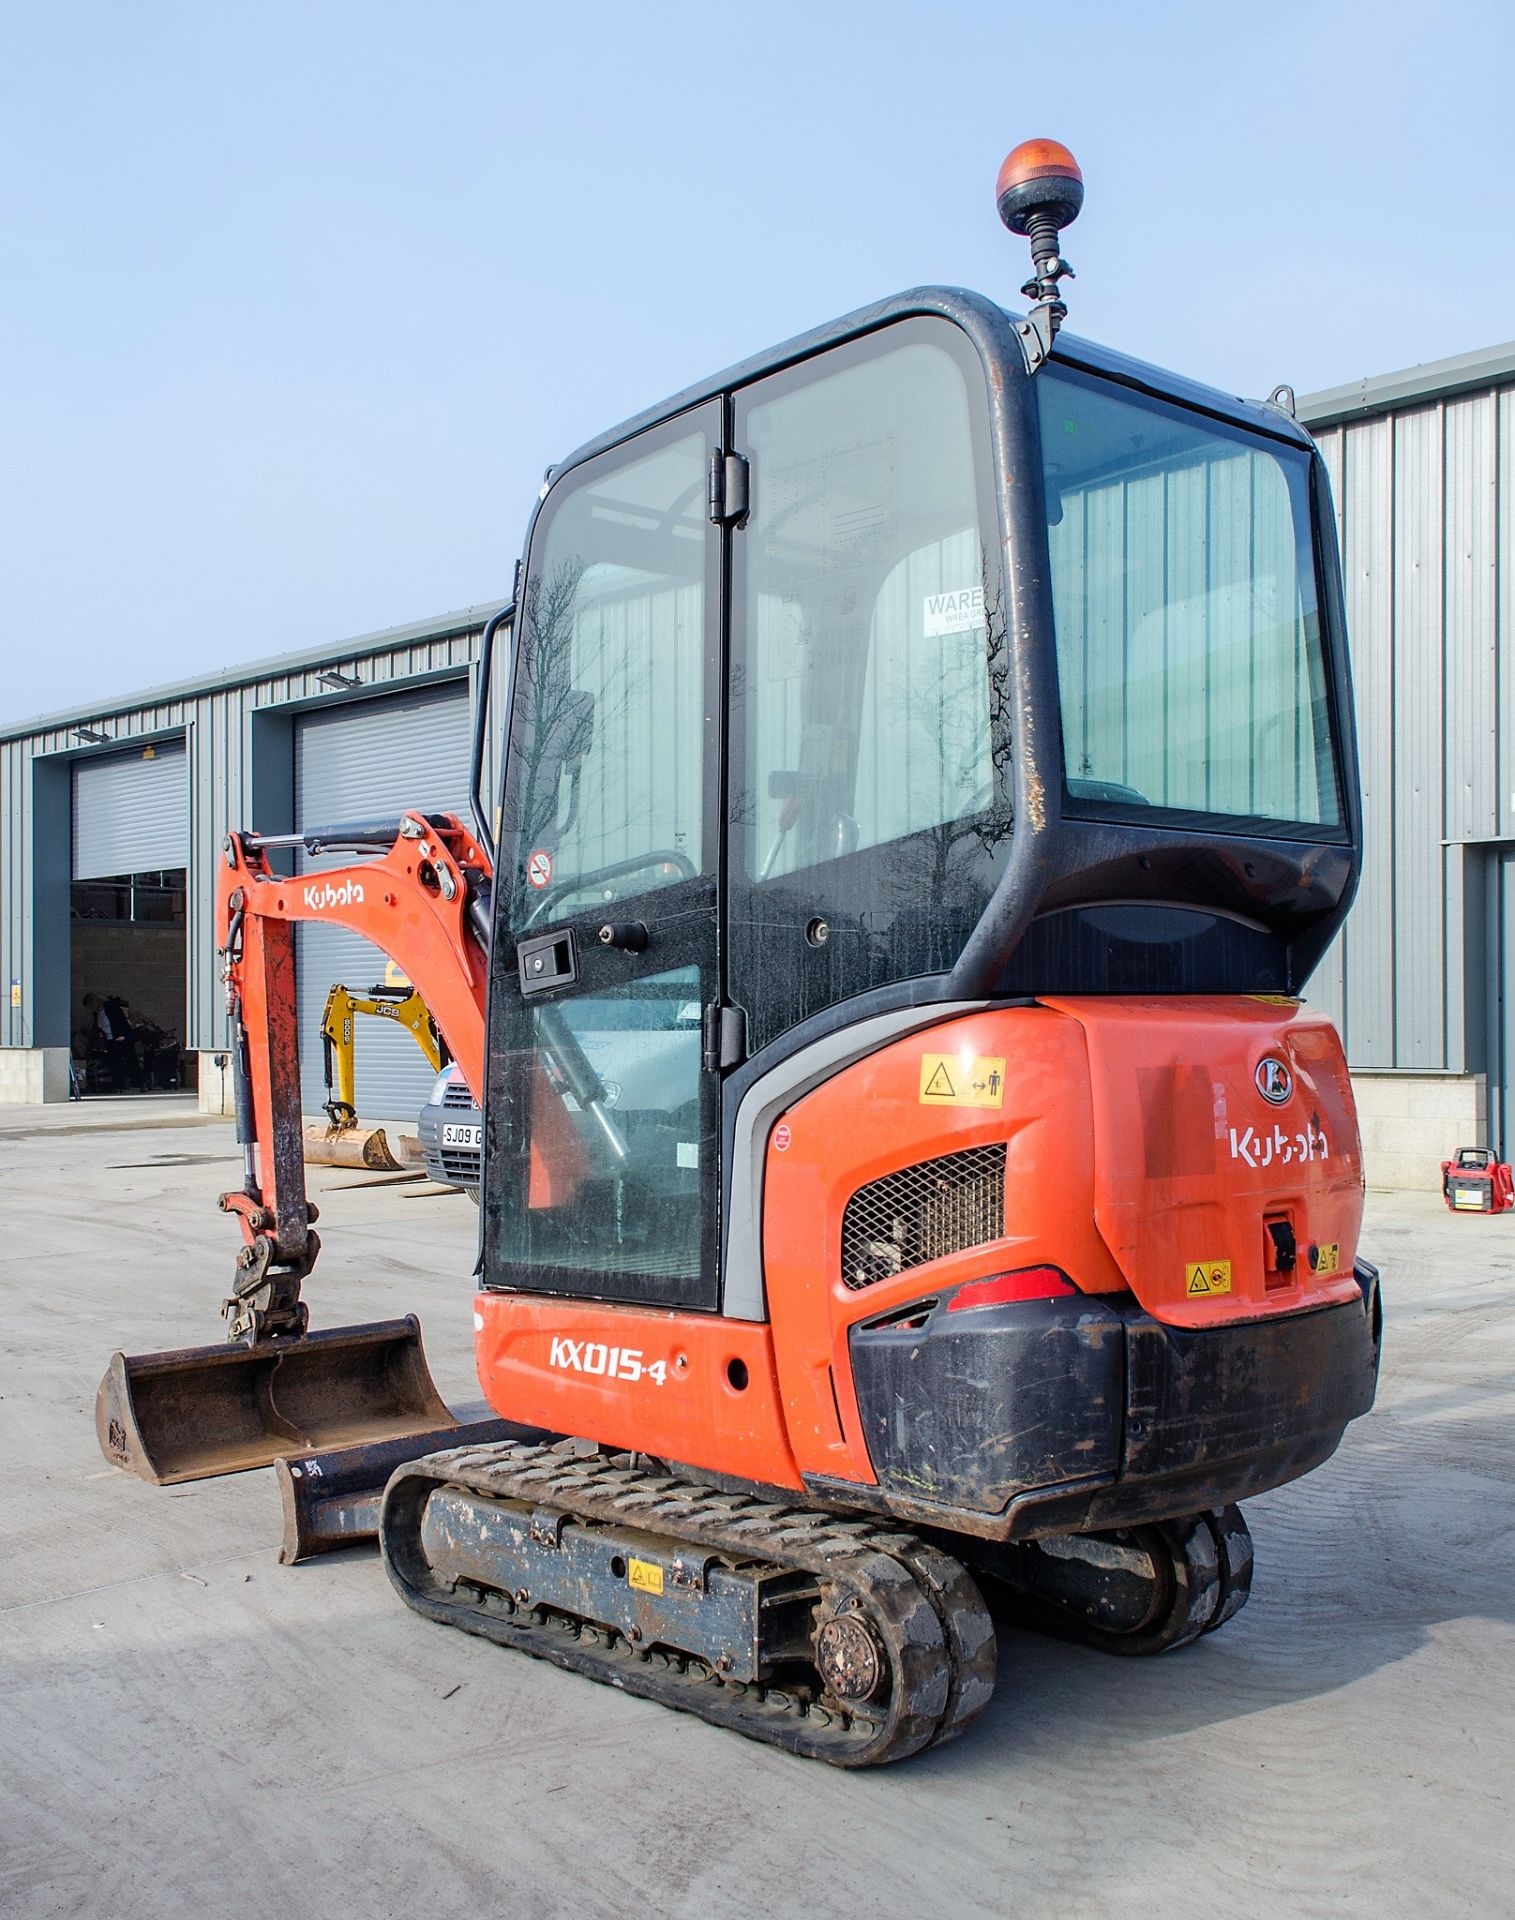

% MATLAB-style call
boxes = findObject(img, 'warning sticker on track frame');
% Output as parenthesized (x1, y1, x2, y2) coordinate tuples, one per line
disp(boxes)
(918, 1053, 1006, 1109)
(627, 1558, 664, 1595)
(1185, 1260, 1233, 1297)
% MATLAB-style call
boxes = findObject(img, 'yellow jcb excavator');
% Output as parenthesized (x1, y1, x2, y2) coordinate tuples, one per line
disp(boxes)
(303, 980, 444, 1172)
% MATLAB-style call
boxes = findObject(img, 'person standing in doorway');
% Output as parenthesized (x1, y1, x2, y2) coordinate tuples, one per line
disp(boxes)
(102, 994, 134, 1092)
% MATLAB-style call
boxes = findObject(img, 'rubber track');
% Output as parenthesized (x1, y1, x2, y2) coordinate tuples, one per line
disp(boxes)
(1199, 1504, 1254, 1634)
(986, 1510, 1243, 1657)
(380, 1441, 996, 1767)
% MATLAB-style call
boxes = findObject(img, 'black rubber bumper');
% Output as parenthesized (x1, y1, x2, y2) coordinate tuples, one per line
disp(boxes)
(825, 1264, 1382, 1541)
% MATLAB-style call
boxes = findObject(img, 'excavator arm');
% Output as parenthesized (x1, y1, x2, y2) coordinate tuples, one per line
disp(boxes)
(95, 809, 497, 1483)
(215, 809, 491, 1339)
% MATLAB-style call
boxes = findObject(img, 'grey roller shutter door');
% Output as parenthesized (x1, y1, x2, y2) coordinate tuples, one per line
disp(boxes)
(294, 682, 472, 1120)
(72, 742, 189, 879)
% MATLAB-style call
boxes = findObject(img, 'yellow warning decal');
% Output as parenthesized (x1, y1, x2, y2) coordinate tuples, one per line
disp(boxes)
(627, 1558, 664, 1595)
(1244, 993, 1299, 1006)
(1185, 1260, 1233, 1297)
(919, 1053, 1006, 1109)
(1314, 1241, 1341, 1274)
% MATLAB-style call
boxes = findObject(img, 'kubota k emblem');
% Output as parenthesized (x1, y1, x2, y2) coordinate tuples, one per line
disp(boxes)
(1255, 1056, 1292, 1104)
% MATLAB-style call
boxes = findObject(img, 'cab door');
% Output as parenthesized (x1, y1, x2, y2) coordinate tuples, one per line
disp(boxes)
(484, 406, 725, 1310)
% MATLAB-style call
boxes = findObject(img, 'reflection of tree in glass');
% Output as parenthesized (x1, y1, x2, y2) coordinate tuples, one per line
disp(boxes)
(507, 555, 675, 914)
(881, 562, 1014, 921)
(506, 556, 590, 873)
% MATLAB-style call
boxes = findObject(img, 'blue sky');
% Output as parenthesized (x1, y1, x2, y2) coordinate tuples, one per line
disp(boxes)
(3, 0, 1512, 725)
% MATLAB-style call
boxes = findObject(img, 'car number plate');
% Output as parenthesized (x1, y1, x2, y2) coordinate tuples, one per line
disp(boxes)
(442, 1124, 482, 1148)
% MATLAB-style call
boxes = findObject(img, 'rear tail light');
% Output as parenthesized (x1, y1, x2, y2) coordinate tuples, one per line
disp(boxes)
(946, 1267, 1076, 1313)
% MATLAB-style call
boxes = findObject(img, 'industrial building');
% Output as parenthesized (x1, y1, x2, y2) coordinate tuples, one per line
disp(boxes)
(1302, 338, 1515, 1186)
(4, 335, 1515, 1189)
(0, 604, 507, 1121)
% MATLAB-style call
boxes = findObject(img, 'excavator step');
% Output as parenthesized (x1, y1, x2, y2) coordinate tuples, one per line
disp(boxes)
(96, 1315, 455, 1485)
(379, 1440, 998, 1768)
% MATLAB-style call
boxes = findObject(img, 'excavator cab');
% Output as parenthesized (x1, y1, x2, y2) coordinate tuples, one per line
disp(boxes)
(371, 265, 1381, 1762)
(481, 298, 1359, 1318)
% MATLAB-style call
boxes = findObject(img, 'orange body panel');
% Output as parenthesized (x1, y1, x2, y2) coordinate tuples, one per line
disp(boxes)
(473, 1294, 802, 1489)
(761, 1006, 1125, 1484)
(474, 996, 1365, 1498)
(1039, 996, 1364, 1327)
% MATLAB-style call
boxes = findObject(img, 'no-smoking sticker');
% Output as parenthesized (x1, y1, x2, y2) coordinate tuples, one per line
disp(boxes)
(526, 849, 553, 890)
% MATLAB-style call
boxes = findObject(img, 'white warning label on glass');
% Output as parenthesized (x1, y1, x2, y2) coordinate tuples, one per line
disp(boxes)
(923, 587, 984, 637)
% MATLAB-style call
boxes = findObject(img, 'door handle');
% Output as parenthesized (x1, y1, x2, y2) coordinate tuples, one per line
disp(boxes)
(517, 928, 578, 996)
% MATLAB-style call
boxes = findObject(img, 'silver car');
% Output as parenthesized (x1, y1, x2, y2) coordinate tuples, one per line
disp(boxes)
(416, 1062, 482, 1200)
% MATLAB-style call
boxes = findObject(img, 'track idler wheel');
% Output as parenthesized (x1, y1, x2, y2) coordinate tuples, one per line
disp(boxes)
(984, 1506, 1252, 1656)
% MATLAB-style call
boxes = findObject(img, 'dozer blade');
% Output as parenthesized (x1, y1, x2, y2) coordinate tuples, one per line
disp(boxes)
(301, 1123, 423, 1172)
(95, 1315, 456, 1485)
(274, 1417, 548, 1564)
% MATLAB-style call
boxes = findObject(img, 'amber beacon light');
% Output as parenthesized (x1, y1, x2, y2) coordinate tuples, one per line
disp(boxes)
(996, 137, 1084, 362)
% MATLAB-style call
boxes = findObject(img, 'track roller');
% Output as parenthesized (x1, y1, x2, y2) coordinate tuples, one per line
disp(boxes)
(379, 1441, 995, 1767)
(976, 1506, 1252, 1655)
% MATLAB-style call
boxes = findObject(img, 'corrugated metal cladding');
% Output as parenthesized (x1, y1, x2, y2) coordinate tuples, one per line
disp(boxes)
(1302, 371, 1515, 1074)
(294, 683, 473, 1117)
(0, 606, 506, 1065)
(72, 741, 189, 878)
(1044, 444, 1330, 825)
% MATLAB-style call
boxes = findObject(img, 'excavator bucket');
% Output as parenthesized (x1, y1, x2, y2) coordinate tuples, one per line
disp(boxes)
(95, 1315, 456, 1485)
(300, 1122, 423, 1173)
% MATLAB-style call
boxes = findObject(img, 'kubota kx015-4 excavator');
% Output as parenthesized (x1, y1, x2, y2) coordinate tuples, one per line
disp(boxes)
(98, 142, 1382, 1765)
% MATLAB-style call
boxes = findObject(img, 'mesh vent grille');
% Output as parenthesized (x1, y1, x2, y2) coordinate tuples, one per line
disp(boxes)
(840, 1144, 1007, 1291)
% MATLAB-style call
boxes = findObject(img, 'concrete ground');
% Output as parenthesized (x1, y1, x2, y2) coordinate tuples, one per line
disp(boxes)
(2, 1100, 1512, 1920)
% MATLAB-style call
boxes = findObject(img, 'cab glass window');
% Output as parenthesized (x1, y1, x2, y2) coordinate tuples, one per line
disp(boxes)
(728, 322, 1009, 1053)
(503, 430, 709, 935)
(1039, 365, 1342, 831)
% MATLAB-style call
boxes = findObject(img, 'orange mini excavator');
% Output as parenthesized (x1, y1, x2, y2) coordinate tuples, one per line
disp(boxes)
(99, 143, 1382, 1765)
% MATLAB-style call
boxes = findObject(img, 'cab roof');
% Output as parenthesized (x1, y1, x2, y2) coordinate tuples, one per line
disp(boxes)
(549, 284, 1316, 484)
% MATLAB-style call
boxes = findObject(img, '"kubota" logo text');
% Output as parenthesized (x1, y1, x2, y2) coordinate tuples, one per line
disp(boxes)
(302, 879, 365, 911)
(1229, 1121, 1329, 1169)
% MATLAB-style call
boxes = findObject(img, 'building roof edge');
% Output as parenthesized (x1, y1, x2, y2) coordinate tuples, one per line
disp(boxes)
(1298, 339, 1515, 428)
(0, 598, 509, 744)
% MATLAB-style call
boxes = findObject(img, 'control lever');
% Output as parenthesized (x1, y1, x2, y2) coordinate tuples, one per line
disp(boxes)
(536, 1002, 628, 1162)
